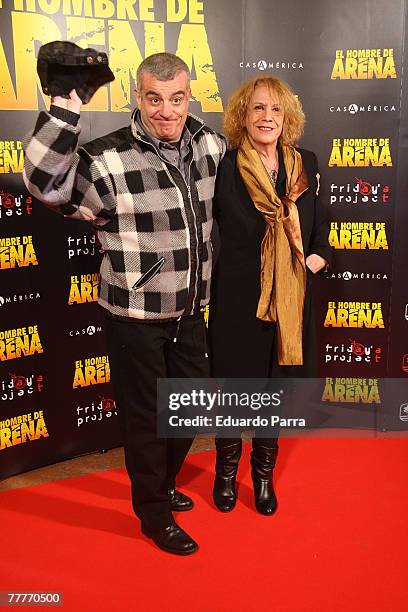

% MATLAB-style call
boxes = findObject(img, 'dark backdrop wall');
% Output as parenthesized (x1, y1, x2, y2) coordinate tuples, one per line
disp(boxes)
(1, 0, 407, 478)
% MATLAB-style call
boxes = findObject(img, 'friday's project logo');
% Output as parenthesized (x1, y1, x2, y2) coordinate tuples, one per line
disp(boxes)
(76, 397, 117, 427)
(324, 340, 383, 365)
(0, 192, 33, 219)
(329, 179, 391, 205)
(67, 234, 103, 260)
(1, 372, 45, 402)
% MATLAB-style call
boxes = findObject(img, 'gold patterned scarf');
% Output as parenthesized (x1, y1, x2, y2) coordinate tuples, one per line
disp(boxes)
(237, 135, 309, 365)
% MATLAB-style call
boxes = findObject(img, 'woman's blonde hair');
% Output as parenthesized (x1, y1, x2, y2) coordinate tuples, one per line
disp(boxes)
(223, 76, 305, 147)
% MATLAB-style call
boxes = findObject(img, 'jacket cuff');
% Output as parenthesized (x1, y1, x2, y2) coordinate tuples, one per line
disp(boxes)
(50, 105, 80, 126)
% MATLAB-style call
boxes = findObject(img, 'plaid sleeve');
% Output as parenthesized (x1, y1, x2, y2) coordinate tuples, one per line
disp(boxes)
(23, 111, 115, 226)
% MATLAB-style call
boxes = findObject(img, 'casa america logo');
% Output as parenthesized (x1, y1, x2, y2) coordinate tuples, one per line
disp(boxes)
(329, 103, 396, 115)
(328, 221, 388, 250)
(324, 340, 383, 365)
(324, 302, 384, 329)
(0, 235, 38, 269)
(76, 396, 117, 428)
(73, 355, 110, 389)
(68, 324, 103, 338)
(68, 273, 100, 305)
(322, 377, 380, 404)
(329, 138, 392, 167)
(0, 192, 33, 219)
(326, 270, 388, 282)
(240, 59, 304, 71)
(0, 325, 44, 362)
(0, 291, 41, 308)
(331, 48, 396, 79)
(329, 179, 391, 205)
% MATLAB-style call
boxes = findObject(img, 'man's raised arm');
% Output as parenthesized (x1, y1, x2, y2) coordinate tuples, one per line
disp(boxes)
(23, 89, 115, 226)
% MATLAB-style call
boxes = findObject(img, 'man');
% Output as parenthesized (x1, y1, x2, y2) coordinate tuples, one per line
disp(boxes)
(23, 52, 226, 555)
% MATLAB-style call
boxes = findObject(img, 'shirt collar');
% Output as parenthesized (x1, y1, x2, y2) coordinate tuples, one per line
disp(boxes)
(134, 110, 191, 151)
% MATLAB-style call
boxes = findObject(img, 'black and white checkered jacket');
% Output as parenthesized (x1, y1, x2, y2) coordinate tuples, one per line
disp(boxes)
(23, 110, 226, 319)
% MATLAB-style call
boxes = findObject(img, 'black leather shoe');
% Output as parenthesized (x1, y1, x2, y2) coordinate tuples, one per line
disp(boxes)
(213, 475, 238, 512)
(169, 489, 194, 512)
(250, 441, 278, 515)
(213, 440, 242, 512)
(141, 521, 198, 555)
(251, 475, 278, 515)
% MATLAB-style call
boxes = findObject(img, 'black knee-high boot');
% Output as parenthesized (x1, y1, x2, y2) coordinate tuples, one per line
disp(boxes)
(250, 439, 278, 515)
(213, 438, 242, 512)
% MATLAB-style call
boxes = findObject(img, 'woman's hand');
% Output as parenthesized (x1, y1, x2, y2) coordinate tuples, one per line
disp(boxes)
(305, 253, 327, 274)
(51, 89, 82, 115)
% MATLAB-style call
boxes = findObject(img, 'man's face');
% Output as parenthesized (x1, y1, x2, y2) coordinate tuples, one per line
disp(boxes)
(135, 71, 191, 142)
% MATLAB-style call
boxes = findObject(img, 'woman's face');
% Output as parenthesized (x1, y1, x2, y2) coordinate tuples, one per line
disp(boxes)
(244, 85, 284, 148)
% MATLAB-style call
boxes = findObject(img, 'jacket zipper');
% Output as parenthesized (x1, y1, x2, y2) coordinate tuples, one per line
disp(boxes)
(132, 256, 165, 289)
(186, 170, 200, 313)
(134, 126, 204, 315)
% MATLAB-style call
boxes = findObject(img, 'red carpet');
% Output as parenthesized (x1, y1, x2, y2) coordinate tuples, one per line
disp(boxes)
(1, 438, 407, 611)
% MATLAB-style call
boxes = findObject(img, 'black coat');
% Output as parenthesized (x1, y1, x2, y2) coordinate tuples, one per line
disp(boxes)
(209, 146, 332, 378)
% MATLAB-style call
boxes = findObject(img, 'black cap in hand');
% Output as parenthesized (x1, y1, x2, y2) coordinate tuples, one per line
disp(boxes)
(37, 40, 115, 104)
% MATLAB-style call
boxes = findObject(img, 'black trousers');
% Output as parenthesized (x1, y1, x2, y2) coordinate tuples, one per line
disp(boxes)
(105, 312, 208, 530)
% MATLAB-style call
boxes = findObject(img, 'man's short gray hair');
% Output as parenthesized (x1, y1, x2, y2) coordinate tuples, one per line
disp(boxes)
(136, 53, 190, 91)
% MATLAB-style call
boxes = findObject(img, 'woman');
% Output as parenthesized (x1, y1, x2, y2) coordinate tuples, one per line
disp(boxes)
(209, 76, 332, 515)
